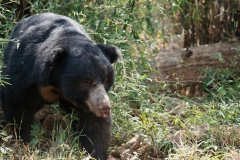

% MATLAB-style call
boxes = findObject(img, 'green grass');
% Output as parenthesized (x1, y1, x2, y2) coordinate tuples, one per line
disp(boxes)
(0, 0, 240, 159)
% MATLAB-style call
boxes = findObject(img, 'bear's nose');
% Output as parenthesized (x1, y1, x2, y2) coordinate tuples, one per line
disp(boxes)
(100, 106, 111, 118)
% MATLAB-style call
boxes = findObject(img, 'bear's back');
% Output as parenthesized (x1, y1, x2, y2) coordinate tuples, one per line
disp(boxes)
(9, 13, 87, 40)
(2, 13, 92, 85)
(3, 13, 91, 67)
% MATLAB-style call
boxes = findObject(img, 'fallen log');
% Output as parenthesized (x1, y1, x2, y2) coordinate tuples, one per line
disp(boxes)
(152, 42, 240, 96)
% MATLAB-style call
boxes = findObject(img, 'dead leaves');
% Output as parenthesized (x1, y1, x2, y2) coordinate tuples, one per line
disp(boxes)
(109, 135, 162, 160)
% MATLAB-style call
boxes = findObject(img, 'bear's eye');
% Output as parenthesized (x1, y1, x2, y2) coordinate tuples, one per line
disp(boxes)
(103, 78, 108, 84)
(81, 79, 92, 86)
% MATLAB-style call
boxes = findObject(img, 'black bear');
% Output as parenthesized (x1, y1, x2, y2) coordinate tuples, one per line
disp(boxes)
(0, 13, 120, 159)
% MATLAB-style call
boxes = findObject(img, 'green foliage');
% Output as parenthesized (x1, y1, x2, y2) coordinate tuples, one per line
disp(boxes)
(203, 68, 240, 102)
(29, 121, 46, 147)
(0, 2, 15, 86)
(202, 67, 240, 125)
(27, 112, 87, 159)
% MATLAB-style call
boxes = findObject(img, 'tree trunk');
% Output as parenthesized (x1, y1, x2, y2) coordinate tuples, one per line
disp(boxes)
(152, 42, 240, 96)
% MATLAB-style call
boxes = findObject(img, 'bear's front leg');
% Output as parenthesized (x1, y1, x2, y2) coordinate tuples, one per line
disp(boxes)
(3, 107, 35, 143)
(77, 111, 112, 160)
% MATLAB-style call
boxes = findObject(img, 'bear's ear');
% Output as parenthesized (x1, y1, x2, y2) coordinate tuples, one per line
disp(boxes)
(50, 47, 66, 66)
(96, 44, 121, 64)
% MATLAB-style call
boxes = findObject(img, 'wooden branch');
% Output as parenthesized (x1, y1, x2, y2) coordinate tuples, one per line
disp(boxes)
(152, 42, 240, 96)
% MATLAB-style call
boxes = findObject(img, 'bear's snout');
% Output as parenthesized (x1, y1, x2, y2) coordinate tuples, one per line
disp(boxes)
(86, 84, 111, 118)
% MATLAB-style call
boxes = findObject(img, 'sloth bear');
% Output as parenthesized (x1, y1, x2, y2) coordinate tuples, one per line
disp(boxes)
(0, 13, 121, 160)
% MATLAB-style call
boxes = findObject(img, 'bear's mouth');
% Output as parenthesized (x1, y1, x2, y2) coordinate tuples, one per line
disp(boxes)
(83, 105, 111, 118)
(100, 106, 111, 118)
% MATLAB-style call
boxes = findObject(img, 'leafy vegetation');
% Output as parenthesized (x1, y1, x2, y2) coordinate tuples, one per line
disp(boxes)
(0, 0, 240, 159)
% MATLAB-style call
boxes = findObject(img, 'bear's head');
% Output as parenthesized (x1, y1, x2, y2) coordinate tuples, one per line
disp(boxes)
(47, 43, 121, 118)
